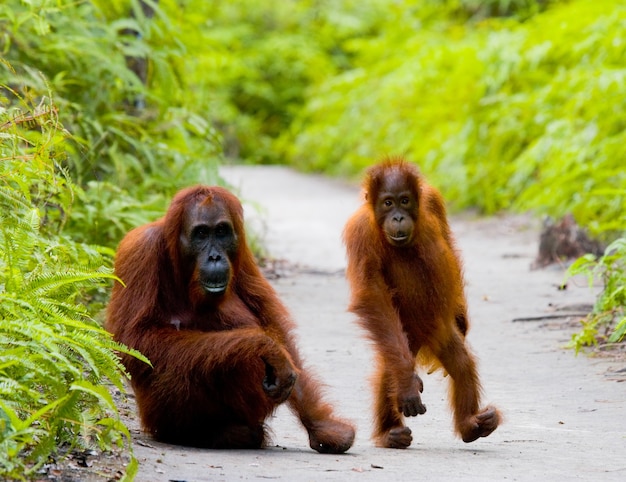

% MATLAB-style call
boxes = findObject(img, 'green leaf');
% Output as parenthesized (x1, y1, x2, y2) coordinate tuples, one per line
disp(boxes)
(69, 380, 115, 411)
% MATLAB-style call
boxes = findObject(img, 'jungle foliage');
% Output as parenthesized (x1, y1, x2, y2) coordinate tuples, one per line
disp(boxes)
(1, 0, 222, 247)
(0, 99, 147, 478)
(277, 0, 626, 238)
(155, 0, 625, 236)
(566, 239, 626, 353)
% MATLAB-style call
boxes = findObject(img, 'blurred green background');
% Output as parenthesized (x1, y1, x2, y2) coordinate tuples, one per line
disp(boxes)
(4, 0, 625, 245)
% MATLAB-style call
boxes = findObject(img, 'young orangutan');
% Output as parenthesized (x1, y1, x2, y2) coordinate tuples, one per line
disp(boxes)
(343, 158, 500, 448)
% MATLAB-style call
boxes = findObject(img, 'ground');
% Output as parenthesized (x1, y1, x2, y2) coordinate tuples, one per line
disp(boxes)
(47, 165, 626, 481)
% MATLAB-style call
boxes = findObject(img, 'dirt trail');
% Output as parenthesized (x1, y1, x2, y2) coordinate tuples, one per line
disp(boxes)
(125, 165, 625, 481)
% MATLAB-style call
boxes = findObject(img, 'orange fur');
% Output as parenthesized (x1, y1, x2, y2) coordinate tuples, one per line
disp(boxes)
(106, 186, 354, 452)
(343, 158, 500, 447)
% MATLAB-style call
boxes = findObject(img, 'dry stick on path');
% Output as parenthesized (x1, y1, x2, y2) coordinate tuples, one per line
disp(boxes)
(512, 313, 589, 322)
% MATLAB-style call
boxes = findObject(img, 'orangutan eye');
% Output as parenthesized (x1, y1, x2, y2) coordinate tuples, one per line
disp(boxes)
(192, 225, 210, 240)
(215, 222, 232, 238)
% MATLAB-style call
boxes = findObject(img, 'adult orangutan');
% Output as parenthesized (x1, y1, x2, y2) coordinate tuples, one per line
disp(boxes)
(343, 157, 500, 448)
(106, 185, 355, 453)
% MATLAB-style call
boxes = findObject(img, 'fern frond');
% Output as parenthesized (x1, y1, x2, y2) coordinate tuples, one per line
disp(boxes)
(22, 270, 118, 298)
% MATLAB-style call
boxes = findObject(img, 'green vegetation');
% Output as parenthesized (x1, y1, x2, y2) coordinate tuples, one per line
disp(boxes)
(0, 98, 147, 477)
(566, 239, 626, 353)
(2, 0, 222, 246)
(1, 0, 625, 477)
(279, 0, 626, 236)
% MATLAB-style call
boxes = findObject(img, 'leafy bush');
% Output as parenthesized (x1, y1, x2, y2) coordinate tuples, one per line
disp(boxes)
(565, 238, 626, 354)
(1, 0, 221, 247)
(453, 0, 554, 19)
(278, 0, 626, 238)
(169, 0, 389, 163)
(0, 87, 146, 480)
